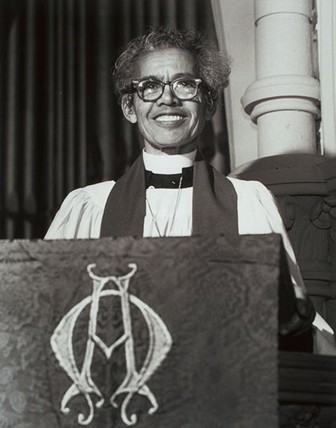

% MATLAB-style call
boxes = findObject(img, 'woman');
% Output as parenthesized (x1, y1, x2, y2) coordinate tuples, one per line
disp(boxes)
(45, 27, 335, 353)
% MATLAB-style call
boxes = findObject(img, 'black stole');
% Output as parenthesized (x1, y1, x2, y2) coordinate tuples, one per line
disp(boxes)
(100, 153, 239, 242)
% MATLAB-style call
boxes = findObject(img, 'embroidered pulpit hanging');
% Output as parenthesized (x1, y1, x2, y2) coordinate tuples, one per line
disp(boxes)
(0, 235, 282, 427)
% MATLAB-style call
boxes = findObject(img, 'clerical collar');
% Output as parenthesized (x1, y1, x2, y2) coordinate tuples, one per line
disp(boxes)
(142, 149, 197, 174)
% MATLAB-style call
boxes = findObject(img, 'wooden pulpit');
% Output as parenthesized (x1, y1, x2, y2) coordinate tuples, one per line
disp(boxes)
(0, 235, 289, 427)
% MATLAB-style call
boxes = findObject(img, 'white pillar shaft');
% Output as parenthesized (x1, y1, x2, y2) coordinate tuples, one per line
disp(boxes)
(316, 0, 336, 156)
(241, 0, 320, 158)
(258, 111, 316, 157)
(256, 15, 313, 77)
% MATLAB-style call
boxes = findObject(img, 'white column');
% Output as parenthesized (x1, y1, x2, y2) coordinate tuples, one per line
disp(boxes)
(316, 0, 336, 156)
(241, 0, 320, 158)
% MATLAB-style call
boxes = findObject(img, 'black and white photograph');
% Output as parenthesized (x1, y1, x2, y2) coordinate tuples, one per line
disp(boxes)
(1, 0, 336, 427)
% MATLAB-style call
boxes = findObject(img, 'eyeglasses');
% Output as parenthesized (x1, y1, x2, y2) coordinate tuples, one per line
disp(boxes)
(131, 77, 203, 101)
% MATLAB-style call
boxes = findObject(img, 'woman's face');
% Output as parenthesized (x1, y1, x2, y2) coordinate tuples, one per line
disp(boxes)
(122, 48, 211, 155)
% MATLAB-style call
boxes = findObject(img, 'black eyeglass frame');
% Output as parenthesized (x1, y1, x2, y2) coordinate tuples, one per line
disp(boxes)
(131, 77, 203, 101)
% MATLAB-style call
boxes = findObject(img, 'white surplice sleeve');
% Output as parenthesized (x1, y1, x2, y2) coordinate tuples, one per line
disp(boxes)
(229, 177, 305, 299)
(229, 177, 336, 354)
(45, 181, 115, 240)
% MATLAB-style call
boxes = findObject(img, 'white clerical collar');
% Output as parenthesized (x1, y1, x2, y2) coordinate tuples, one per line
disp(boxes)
(142, 149, 197, 174)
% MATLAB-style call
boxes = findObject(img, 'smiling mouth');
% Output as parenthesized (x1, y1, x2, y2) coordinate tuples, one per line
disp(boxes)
(154, 114, 185, 123)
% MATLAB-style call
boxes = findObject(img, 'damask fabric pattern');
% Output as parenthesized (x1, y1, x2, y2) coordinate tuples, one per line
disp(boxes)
(0, 236, 281, 427)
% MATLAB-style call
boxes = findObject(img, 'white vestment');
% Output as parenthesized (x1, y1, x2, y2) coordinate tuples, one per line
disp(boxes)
(45, 151, 336, 355)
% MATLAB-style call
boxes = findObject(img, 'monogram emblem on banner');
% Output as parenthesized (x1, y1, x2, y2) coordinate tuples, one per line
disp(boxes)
(50, 263, 173, 426)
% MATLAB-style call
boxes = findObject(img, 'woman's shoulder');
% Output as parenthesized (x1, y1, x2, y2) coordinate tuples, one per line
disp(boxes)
(227, 176, 272, 199)
(67, 180, 116, 209)
(44, 181, 115, 239)
(227, 176, 281, 233)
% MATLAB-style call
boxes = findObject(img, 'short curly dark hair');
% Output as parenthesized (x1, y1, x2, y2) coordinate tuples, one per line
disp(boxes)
(113, 27, 231, 105)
